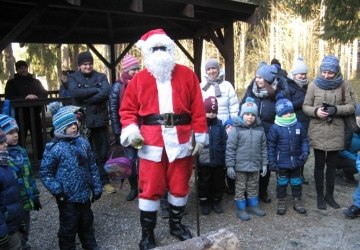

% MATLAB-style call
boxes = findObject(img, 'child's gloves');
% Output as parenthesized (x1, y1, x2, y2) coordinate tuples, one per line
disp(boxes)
(299, 153, 309, 163)
(261, 165, 267, 177)
(269, 163, 279, 172)
(128, 132, 144, 148)
(227, 167, 236, 179)
(0, 234, 9, 247)
(91, 191, 102, 203)
(33, 196, 42, 211)
(191, 143, 204, 156)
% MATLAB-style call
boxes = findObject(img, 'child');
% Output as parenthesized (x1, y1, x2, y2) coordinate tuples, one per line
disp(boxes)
(0, 128, 25, 250)
(0, 114, 42, 250)
(267, 96, 310, 215)
(198, 96, 226, 215)
(343, 104, 360, 218)
(40, 104, 102, 250)
(226, 97, 267, 221)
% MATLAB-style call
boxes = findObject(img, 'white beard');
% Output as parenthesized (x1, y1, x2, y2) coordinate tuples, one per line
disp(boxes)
(144, 50, 175, 83)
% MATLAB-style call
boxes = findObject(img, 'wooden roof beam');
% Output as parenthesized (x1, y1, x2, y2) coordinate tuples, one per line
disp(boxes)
(130, 0, 143, 13)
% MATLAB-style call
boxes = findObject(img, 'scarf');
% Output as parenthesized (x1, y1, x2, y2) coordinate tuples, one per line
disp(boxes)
(274, 113, 297, 127)
(314, 71, 343, 90)
(251, 78, 278, 99)
(293, 78, 308, 89)
(202, 74, 224, 97)
(120, 71, 133, 86)
(0, 150, 9, 166)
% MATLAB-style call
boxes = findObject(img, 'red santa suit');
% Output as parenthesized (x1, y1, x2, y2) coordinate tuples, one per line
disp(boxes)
(120, 64, 207, 211)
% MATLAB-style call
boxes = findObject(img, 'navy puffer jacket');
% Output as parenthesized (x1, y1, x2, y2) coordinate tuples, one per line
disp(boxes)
(240, 77, 289, 134)
(0, 165, 24, 237)
(68, 70, 111, 128)
(287, 78, 309, 132)
(109, 81, 124, 135)
(198, 118, 226, 167)
(267, 122, 310, 169)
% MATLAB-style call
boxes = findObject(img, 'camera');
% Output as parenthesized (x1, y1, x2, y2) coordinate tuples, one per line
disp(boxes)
(322, 102, 330, 111)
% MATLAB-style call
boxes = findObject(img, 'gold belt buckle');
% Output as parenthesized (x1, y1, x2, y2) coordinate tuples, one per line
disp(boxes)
(164, 113, 174, 128)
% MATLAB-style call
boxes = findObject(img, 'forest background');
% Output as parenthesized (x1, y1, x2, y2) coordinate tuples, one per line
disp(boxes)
(0, 0, 359, 98)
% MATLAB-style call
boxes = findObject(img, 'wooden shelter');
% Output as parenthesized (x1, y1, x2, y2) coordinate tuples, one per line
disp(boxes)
(0, 0, 258, 83)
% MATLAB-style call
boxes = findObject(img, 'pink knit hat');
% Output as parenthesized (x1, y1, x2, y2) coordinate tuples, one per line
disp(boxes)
(121, 54, 140, 72)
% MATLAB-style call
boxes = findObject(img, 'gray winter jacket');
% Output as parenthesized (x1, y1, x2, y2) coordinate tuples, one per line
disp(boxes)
(226, 117, 268, 172)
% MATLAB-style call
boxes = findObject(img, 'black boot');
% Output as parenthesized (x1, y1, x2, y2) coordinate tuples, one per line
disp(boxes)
(169, 204, 192, 241)
(139, 211, 157, 250)
(126, 175, 138, 201)
(343, 205, 360, 218)
(315, 177, 327, 210)
(325, 175, 340, 209)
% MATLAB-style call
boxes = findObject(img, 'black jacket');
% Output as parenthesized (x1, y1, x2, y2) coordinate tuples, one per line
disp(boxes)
(108, 81, 125, 135)
(68, 70, 111, 128)
(287, 78, 309, 132)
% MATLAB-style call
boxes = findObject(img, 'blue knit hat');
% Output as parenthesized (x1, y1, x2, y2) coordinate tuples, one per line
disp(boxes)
(275, 95, 294, 117)
(256, 65, 277, 83)
(320, 55, 340, 74)
(0, 114, 19, 134)
(291, 56, 308, 75)
(48, 102, 77, 134)
(0, 129, 5, 143)
(240, 97, 258, 117)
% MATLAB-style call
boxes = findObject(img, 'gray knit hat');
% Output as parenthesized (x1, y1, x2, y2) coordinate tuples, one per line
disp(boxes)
(320, 55, 340, 74)
(256, 65, 277, 83)
(291, 57, 308, 75)
(205, 58, 220, 71)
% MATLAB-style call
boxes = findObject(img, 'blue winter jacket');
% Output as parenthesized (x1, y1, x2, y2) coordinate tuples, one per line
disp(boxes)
(198, 118, 226, 167)
(240, 77, 289, 134)
(40, 136, 102, 203)
(0, 164, 24, 237)
(267, 121, 310, 169)
(339, 131, 360, 161)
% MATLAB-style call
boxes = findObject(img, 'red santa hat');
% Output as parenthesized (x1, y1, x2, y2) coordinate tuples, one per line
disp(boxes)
(136, 28, 174, 52)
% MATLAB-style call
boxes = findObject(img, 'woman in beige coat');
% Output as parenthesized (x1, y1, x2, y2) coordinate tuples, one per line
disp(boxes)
(303, 55, 355, 210)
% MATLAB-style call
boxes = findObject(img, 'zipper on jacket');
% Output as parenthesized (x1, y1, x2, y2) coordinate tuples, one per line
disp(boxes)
(288, 127, 294, 167)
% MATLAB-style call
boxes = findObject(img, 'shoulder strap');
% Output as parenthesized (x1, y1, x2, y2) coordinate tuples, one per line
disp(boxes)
(341, 81, 345, 104)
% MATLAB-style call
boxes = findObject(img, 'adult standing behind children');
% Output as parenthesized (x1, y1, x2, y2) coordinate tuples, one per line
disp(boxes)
(0, 115, 42, 250)
(0, 128, 24, 250)
(303, 55, 355, 210)
(267, 97, 310, 215)
(40, 104, 102, 250)
(120, 28, 207, 249)
(5, 60, 47, 160)
(240, 64, 289, 203)
(197, 96, 226, 215)
(287, 57, 310, 184)
(59, 70, 75, 98)
(109, 54, 140, 201)
(68, 51, 114, 194)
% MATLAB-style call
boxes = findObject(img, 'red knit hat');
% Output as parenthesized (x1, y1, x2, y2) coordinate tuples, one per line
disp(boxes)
(204, 96, 218, 113)
(121, 54, 140, 72)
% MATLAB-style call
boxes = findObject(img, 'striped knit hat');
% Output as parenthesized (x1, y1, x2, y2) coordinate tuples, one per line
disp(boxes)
(0, 114, 19, 134)
(0, 129, 5, 143)
(48, 102, 77, 134)
(121, 54, 140, 72)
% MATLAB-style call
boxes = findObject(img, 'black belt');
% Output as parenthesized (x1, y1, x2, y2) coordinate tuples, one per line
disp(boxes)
(142, 113, 191, 128)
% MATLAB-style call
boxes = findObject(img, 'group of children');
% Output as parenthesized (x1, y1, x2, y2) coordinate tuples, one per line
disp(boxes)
(198, 94, 310, 221)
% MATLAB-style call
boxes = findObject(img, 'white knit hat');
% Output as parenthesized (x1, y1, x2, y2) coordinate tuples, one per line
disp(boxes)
(291, 56, 308, 75)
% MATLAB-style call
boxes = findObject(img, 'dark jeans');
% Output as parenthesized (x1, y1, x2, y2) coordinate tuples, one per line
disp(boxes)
(276, 168, 302, 199)
(57, 201, 98, 250)
(89, 126, 110, 186)
(198, 165, 225, 201)
(337, 157, 357, 180)
(314, 149, 339, 195)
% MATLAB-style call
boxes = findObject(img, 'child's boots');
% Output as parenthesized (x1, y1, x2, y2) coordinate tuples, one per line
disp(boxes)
(235, 200, 250, 221)
(343, 205, 360, 218)
(277, 198, 287, 215)
(247, 197, 266, 217)
(293, 197, 306, 214)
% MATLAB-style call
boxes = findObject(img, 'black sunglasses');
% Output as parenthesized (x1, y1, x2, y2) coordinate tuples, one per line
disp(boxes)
(151, 46, 167, 52)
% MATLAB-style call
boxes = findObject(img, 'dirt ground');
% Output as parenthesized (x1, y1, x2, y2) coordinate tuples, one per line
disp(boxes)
(28, 154, 360, 250)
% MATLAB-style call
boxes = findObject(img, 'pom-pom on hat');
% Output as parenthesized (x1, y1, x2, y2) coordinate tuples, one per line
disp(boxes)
(121, 54, 140, 72)
(205, 58, 220, 71)
(0, 114, 18, 134)
(240, 97, 258, 117)
(78, 51, 93, 66)
(15, 60, 28, 70)
(275, 95, 294, 117)
(204, 96, 218, 113)
(256, 65, 277, 83)
(291, 56, 308, 75)
(320, 55, 340, 74)
(0, 129, 6, 143)
(136, 28, 173, 52)
(48, 102, 78, 134)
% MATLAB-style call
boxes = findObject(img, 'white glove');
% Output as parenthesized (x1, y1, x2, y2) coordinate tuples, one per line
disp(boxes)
(128, 132, 144, 149)
(261, 165, 267, 177)
(191, 143, 204, 156)
(227, 167, 236, 179)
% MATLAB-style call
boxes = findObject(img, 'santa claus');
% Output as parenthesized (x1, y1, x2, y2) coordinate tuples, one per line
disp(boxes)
(120, 29, 208, 249)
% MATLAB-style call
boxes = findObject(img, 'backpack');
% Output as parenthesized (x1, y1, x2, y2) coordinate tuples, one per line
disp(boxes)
(104, 151, 132, 186)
